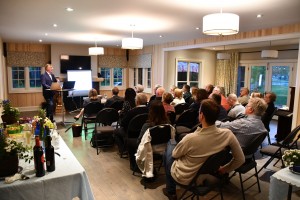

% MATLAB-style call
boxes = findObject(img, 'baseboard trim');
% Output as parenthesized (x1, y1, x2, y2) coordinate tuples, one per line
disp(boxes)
(18, 106, 40, 112)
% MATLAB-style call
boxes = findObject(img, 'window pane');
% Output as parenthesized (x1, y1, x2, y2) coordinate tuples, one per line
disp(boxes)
(189, 62, 199, 81)
(133, 69, 136, 86)
(100, 68, 111, 86)
(138, 68, 143, 85)
(147, 68, 151, 88)
(29, 66, 41, 88)
(12, 67, 25, 88)
(190, 82, 199, 88)
(237, 66, 246, 94)
(271, 66, 290, 107)
(177, 82, 187, 89)
(113, 68, 123, 86)
(177, 61, 188, 81)
(250, 66, 266, 94)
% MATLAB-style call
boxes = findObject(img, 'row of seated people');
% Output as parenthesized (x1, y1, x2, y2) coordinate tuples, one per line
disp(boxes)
(83, 84, 281, 199)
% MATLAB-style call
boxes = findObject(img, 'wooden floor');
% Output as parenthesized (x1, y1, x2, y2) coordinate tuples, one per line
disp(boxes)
(22, 111, 300, 200)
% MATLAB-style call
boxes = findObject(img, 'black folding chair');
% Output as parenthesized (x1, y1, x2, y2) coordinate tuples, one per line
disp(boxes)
(258, 125, 300, 174)
(174, 103, 189, 115)
(177, 148, 230, 200)
(81, 102, 103, 140)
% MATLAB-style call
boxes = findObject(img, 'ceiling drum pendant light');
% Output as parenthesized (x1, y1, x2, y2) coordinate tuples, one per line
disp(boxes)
(122, 25, 143, 49)
(261, 41, 278, 58)
(89, 41, 104, 55)
(217, 46, 230, 60)
(203, 9, 239, 36)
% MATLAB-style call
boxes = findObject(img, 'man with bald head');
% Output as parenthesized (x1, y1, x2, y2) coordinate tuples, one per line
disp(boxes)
(148, 86, 165, 107)
(227, 93, 245, 120)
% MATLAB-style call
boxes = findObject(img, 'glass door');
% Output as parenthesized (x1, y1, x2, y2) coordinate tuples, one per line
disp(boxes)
(249, 65, 267, 94)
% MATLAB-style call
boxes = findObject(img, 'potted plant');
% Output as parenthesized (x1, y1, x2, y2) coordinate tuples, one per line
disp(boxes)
(282, 149, 300, 172)
(0, 133, 33, 177)
(1, 99, 20, 125)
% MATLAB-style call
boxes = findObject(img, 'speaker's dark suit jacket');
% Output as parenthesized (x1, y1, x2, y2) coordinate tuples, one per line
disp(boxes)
(41, 72, 57, 99)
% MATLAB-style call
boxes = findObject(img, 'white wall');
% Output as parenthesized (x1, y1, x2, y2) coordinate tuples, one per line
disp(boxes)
(0, 37, 7, 100)
(166, 49, 216, 89)
(51, 44, 98, 79)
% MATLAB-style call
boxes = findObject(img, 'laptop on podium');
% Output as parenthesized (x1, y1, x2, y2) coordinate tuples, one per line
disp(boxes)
(62, 81, 75, 90)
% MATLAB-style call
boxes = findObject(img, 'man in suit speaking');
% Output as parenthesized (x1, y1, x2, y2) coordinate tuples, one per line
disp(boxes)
(41, 64, 57, 122)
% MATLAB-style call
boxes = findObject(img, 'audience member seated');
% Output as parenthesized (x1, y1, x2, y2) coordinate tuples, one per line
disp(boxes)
(237, 87, 250, 106)
(119, 88, 136, 119)
(169, 85, 177, 97)
(115, 93, 148, 155)
(209, 93, 228, 121)
(188, 86, 199, 105)
(216, 97, 267, 148)
(162, 92, 175, 113)
(128, 101, 170, 171)
(134, 84, 144, 93)
(182, 84, 192, 103)
(251, 92, 263, 98)
(211, 86, 230, 111)
(171, 88, 185, 106)
(262, 91, 277, 132)
(148, 86, 165, 107)
(227, 93, 246, 120)
(189, 88, 208, 112)
(149, 84, 162, 102)
(104, 87, 124, 108)
(74, 88, 100, 120)
(205, 83, 214, 96)
(163, 99, 245, 199)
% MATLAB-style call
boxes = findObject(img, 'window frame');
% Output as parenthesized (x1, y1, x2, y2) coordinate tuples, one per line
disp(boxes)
(98, 67, 126, 90)
(175, 59, 202, 88)
(8, 66, 43, 93)
(131, 68, 152, 93)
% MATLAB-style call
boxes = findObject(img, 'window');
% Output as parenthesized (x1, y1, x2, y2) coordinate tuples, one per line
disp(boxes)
(176, 60, 201, 88)
(8, 66, 42, 93)
(132, 68, 151, 91)
(237, 62, 296, 108)
(99, 67, 124, 88)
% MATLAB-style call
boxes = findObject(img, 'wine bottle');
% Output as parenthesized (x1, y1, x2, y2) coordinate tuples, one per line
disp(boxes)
(45, 127, 55, 172)
(33, 136, 45, 177)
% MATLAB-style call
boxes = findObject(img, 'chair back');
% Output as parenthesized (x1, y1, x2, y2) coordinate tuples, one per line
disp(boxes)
(109, 100, 124, 111)
(83, 102, 103, 118)
(127, 113, 149, 138)
(174, 103, 189, 115)
(196, 148, 230, 176)
(95, 108, 119, 126)
(150, 124, 172, 145)
(166, 111, 176, 125)
(282, 124, 300, 146)
(242, 132, 267, 156)
(175, 109, 199, 129)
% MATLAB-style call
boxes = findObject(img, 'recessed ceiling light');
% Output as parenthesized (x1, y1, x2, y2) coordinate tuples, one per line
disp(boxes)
(45, 33, 48, 36)
(66, 7, 74, 12)
(159, 35, 163, 38)
(53, 24, 58, 27)
(39, 39, 42, 43)
(257, 14, 263, 18)
(195, 27, 200, 30)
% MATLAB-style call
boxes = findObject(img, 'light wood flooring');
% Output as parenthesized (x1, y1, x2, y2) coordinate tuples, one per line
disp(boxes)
(22, 111, 300, 200)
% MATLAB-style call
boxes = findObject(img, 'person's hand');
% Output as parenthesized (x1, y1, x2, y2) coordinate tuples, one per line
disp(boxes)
(218, 166, 226, 174)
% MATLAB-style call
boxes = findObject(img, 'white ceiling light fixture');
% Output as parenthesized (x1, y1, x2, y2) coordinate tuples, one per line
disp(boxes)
(203, 9, 239, 36)
(122, 25, 143, 50)
(89, 41, 104, 55)
(261, 41, 278, 58)
(217, 46, 230, 60)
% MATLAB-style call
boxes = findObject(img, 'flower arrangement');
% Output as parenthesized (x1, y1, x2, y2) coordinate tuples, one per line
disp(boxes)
(0, 99, 20, 123)
(0, 133, 33, 163)
(32, 109, 54, 140)
(282, 149, 300, 167)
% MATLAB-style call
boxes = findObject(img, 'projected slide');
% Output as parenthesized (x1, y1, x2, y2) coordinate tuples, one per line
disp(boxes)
(67, 70, 92, 90)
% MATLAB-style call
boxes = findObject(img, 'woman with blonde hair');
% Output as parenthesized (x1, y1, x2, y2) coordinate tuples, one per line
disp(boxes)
(171, 88, 185, 106)
(74, 88, 99, 120)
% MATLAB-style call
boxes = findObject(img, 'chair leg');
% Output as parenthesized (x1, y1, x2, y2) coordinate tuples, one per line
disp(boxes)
(254, 166, 261, 192)
(267, 132, 271, 145)
(239, 173, 246, 200)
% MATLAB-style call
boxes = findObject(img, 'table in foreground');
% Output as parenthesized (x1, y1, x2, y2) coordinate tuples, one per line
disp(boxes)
(0, 136, 95, 200)
(269, 167, 300, 200)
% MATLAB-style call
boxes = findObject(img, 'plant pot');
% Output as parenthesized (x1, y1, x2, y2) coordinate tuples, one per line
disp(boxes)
(292, 165, 300, 173)
(1, 114, 17, 125)
(0, 154, 19, 177)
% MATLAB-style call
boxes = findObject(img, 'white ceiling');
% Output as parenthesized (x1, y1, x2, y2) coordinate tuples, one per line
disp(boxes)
(0, 0, 300, 49)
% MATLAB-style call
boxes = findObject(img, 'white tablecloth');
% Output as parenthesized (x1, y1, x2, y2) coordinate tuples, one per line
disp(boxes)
(269, 167, 300, 200)
(0, 136, 94, 200)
